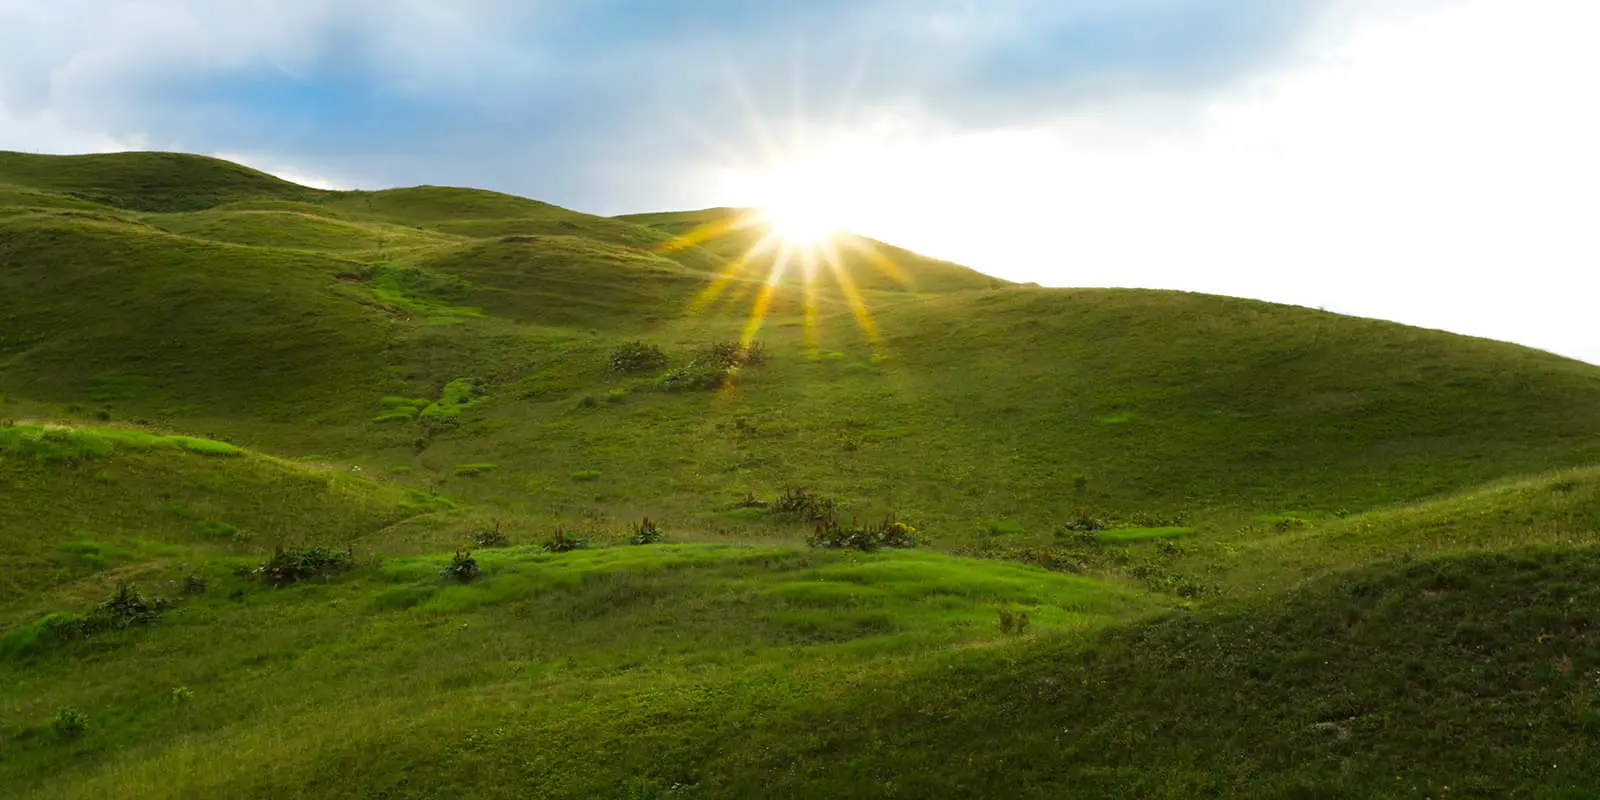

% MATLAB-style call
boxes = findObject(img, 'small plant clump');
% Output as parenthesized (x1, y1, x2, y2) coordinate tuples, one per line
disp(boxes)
(539, 527, 590, 553)
(808, 517, 919, 552)
(656, 364, 730, 393)
(610, 341, 669, 373)
(473, 521, 510, 548)
(772, 488, 839, 523)
(1062, 516, 1109, 533)
(696, 340, 767, 369)
(80, 583, 169, 634)
(728, 492, 768, 510)
(52, 707, 89, 739)
(252, 545, 356, 588)
(629, 517, 664, 545)
(656, 341, 770, 393)
(998, 607, 1031, 636)
(441, 549, 481, 583)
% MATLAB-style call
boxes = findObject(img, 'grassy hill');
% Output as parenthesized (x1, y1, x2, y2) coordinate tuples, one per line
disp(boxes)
(618, 207, 1008, 294)
(2, 150, 1599, 797)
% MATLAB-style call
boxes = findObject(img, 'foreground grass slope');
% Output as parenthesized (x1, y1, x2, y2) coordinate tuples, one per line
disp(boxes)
(2, 461, 1596, 798)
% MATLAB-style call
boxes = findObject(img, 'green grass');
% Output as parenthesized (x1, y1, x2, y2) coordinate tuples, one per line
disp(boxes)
(3, 150, 1600, 796)
(0, 424, 242, 461)
(1097, 526, 1194, 542)
(0, 543, 1152, 798)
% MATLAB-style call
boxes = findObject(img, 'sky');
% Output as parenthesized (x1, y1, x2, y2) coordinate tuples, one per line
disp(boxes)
(2, 0, 1596, 363)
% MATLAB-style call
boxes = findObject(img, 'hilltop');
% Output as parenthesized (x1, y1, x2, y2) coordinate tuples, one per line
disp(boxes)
(2, 150, 1598, 797)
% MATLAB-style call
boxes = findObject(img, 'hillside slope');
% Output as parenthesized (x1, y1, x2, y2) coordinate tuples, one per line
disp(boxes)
(0, 151, 320, 212)
(3, 152, 1599, 538)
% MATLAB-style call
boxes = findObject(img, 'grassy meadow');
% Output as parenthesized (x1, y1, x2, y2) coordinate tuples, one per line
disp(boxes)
(2, 151, 1599, 797)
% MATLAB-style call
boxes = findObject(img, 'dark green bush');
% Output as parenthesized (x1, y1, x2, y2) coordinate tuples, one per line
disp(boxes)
(808, 517, 919, 552)
(80, 584, 168, 634)
(998, 607, 1031, 636)
(629, 517, 663, 545)
(539, 528, 590, 553)
(441, 549, 481, 583)
(253, 545, 356, 588)
(610, 341, 669, 373)
(773, 488, 839, 523)
(1130, 564, 1209, 598)
(656, 364, 730, 393)
(473, 521, 510, 548)
(696, 340, 767, 369)
(1, 585, 170, 659)
(52, 707, 88, 739)
(1062, 516, 1109, 532)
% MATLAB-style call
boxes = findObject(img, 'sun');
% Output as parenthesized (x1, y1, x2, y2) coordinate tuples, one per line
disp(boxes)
(761, 200, 841, 246)
(754, 174, 846, 246)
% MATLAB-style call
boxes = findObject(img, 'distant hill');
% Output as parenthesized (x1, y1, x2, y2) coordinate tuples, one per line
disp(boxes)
(618, 206, 1009, 294)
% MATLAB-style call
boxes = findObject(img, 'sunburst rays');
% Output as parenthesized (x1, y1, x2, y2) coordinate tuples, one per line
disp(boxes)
(655, 55, 916, 353)
(666, 209, 905, 351)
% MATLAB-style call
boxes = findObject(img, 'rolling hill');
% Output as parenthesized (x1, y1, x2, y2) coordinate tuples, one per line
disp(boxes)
(2, 150, 1598, 798)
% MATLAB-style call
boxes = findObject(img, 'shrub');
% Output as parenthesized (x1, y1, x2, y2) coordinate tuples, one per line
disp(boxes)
(998, 607, 1031, 636)
(696, 340, 767, 369)
(610, 341, 669, 373)
(1130, 564, 1209, 598)
(726, 492, 768, 510)
(1056, 527, 1102, 547)
(80, 584, 168, 634)
(182, 575, 207, 595)
(576, 395, 600, 409)
(441, 549, 481, 583)
(52, 707, 89, 739)
(772, 488, 839, 523)
(629, 517, 663, 545)
(1272, 516, 1312, 532)
(473, 521, 510, 548)
(808, 517, 918, 552)
(657, 364, 730, 393)
(252, 545, 356, 588)
(1062, 516, 1109, 533)
(539, 527, 590, 553)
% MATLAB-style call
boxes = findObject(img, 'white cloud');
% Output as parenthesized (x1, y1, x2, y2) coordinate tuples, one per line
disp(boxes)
(717, 0, 1600, 363)
(209, 151, 349, 191)
(0, 101, 143, 153)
